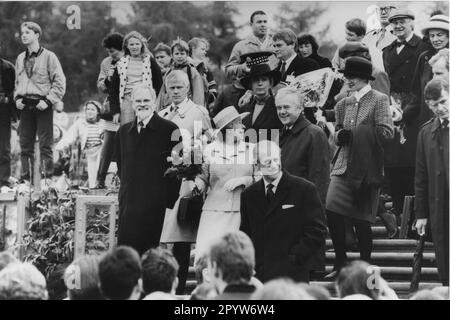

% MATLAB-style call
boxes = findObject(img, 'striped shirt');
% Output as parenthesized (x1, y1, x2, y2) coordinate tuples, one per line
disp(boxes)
(124, 57, 144, 95)
(85, 122, 103, 149)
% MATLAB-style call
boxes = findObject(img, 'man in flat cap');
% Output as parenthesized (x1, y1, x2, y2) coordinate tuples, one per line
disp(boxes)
(382, 8, 432, 223)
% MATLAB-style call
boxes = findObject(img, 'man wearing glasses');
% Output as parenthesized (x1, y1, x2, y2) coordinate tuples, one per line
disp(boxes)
(363, 4, 398, 71)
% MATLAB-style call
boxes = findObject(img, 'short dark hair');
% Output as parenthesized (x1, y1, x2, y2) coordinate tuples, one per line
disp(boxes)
(336, 260, 379, 299)
(102, 32, 124, 51)
(209, 231, 255, 284)
(98, 246, 141, 300)
(250, 10, 267, 23)
(272, 28, 298, 47)
(297, 33, 319, 55)
(154, 42, 171, 57)
(424, 78, 449, 101)
(345, 18, 367, 37)
(141, 247, 179, 295)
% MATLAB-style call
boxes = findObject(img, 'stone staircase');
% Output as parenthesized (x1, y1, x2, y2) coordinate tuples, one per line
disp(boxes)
(184, 217, 442, 299)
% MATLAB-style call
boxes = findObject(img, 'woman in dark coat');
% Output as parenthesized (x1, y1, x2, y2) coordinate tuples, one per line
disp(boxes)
(297, 33, 332, 69)
(325, 57, 394, 277)
(405, 14, 449, 126)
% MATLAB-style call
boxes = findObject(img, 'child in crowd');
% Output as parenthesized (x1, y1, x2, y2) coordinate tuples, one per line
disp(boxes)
(154, 42, 172, 75)
(157, 38, 205, 109)
(56, 100, 104, 188)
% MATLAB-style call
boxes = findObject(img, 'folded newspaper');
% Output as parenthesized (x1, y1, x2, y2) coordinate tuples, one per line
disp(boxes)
(285, 68, 337, 108)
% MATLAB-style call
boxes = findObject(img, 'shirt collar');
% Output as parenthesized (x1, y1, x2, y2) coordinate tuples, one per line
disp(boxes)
(284, 53, 296, 70)
(398, 32, 414, 44)
(26, 46, 43, 58)
(138, 113, 153, 129)
(263, 171, 283, 193)
(173, 98, 190, 113)
(354, 84, 372, 102)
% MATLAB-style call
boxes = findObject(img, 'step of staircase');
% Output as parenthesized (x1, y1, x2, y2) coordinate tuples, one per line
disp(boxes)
(325, 239, 435, 252)
(325, 251, 437, 267)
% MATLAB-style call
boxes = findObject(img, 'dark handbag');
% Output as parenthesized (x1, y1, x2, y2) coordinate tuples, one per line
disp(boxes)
(177, 186, 203, 227)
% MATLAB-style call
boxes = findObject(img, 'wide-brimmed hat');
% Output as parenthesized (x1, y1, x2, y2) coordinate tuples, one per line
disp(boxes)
(213, 106, 249, 133)
(338, 56, 375, 81)
(388, 8, 415, 23)
(240, 63, 282, 90)
(421, 15, 449, 35)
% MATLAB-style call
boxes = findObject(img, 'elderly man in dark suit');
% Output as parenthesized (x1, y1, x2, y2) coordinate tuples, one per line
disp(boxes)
(414, 78, 449, 285)
(115, 85, 180, 255)
(240, 140, 327, 283)
(276, 86, 330, 204)
(382, 9, 432, 218)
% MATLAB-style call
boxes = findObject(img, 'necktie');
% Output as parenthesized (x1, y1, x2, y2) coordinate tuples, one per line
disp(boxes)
(280, 61, 286, 80)
(376, 28, 386, 48)
(281, 126, 291, 138)
(138, 121, 144, 133)
(266, 183, 275, 202)
(442, 119, 449, 129)
(396, 40, 406, 47)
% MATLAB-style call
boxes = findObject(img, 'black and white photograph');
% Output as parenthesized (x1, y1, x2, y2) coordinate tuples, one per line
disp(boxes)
(0, 0, 449, 305)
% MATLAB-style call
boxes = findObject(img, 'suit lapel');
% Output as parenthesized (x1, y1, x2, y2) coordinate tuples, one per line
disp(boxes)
(386, 34, 420, 74)
(251, 179, 267, 217)
(265, 172, 290, 216)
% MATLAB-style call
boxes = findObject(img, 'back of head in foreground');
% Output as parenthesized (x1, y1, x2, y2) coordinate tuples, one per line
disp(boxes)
(0, 262, 48, 300)
(98, 246, 142, 300)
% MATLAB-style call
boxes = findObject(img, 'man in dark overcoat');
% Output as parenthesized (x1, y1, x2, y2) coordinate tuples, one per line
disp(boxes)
(382, 9, 432, 216)
(115, 85, 180, 255)
(414, 79, 449, 285)
(240, 140, 327, 283)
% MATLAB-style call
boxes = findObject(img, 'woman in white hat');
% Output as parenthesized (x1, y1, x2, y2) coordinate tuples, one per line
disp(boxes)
(194, 106, 257, 262)
(407, 14, 449, 125)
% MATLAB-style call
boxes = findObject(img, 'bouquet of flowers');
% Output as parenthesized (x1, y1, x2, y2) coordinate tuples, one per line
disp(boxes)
(165, 141, 204, 181)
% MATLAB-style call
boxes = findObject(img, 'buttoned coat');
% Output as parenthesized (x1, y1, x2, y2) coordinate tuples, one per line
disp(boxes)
(115, 113, 180, 255)
(240, 171, 327, 283)
(280, 114, 330, 204)
(382, 35, 431, 167)
(415, 118, 449, 284)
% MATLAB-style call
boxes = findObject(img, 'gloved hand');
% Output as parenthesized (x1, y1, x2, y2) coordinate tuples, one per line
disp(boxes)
(337, 129, 352, 146)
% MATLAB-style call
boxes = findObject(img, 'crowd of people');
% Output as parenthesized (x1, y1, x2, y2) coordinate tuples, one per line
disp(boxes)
(0, 3, 449, 300)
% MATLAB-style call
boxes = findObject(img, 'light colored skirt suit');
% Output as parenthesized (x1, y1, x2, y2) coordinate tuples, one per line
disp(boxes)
(195, 141, 255, 261)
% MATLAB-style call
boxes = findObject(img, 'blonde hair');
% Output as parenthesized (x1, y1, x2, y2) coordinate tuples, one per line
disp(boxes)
(123, 31, 151, 57)
(429, 48, 449, 69)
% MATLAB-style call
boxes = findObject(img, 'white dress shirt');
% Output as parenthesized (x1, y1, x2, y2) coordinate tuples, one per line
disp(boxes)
(137, 113, 153, 133)
(263, 172, 283, 195)
(396, 33, 414, 54)
(354, 84, 372, 102)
